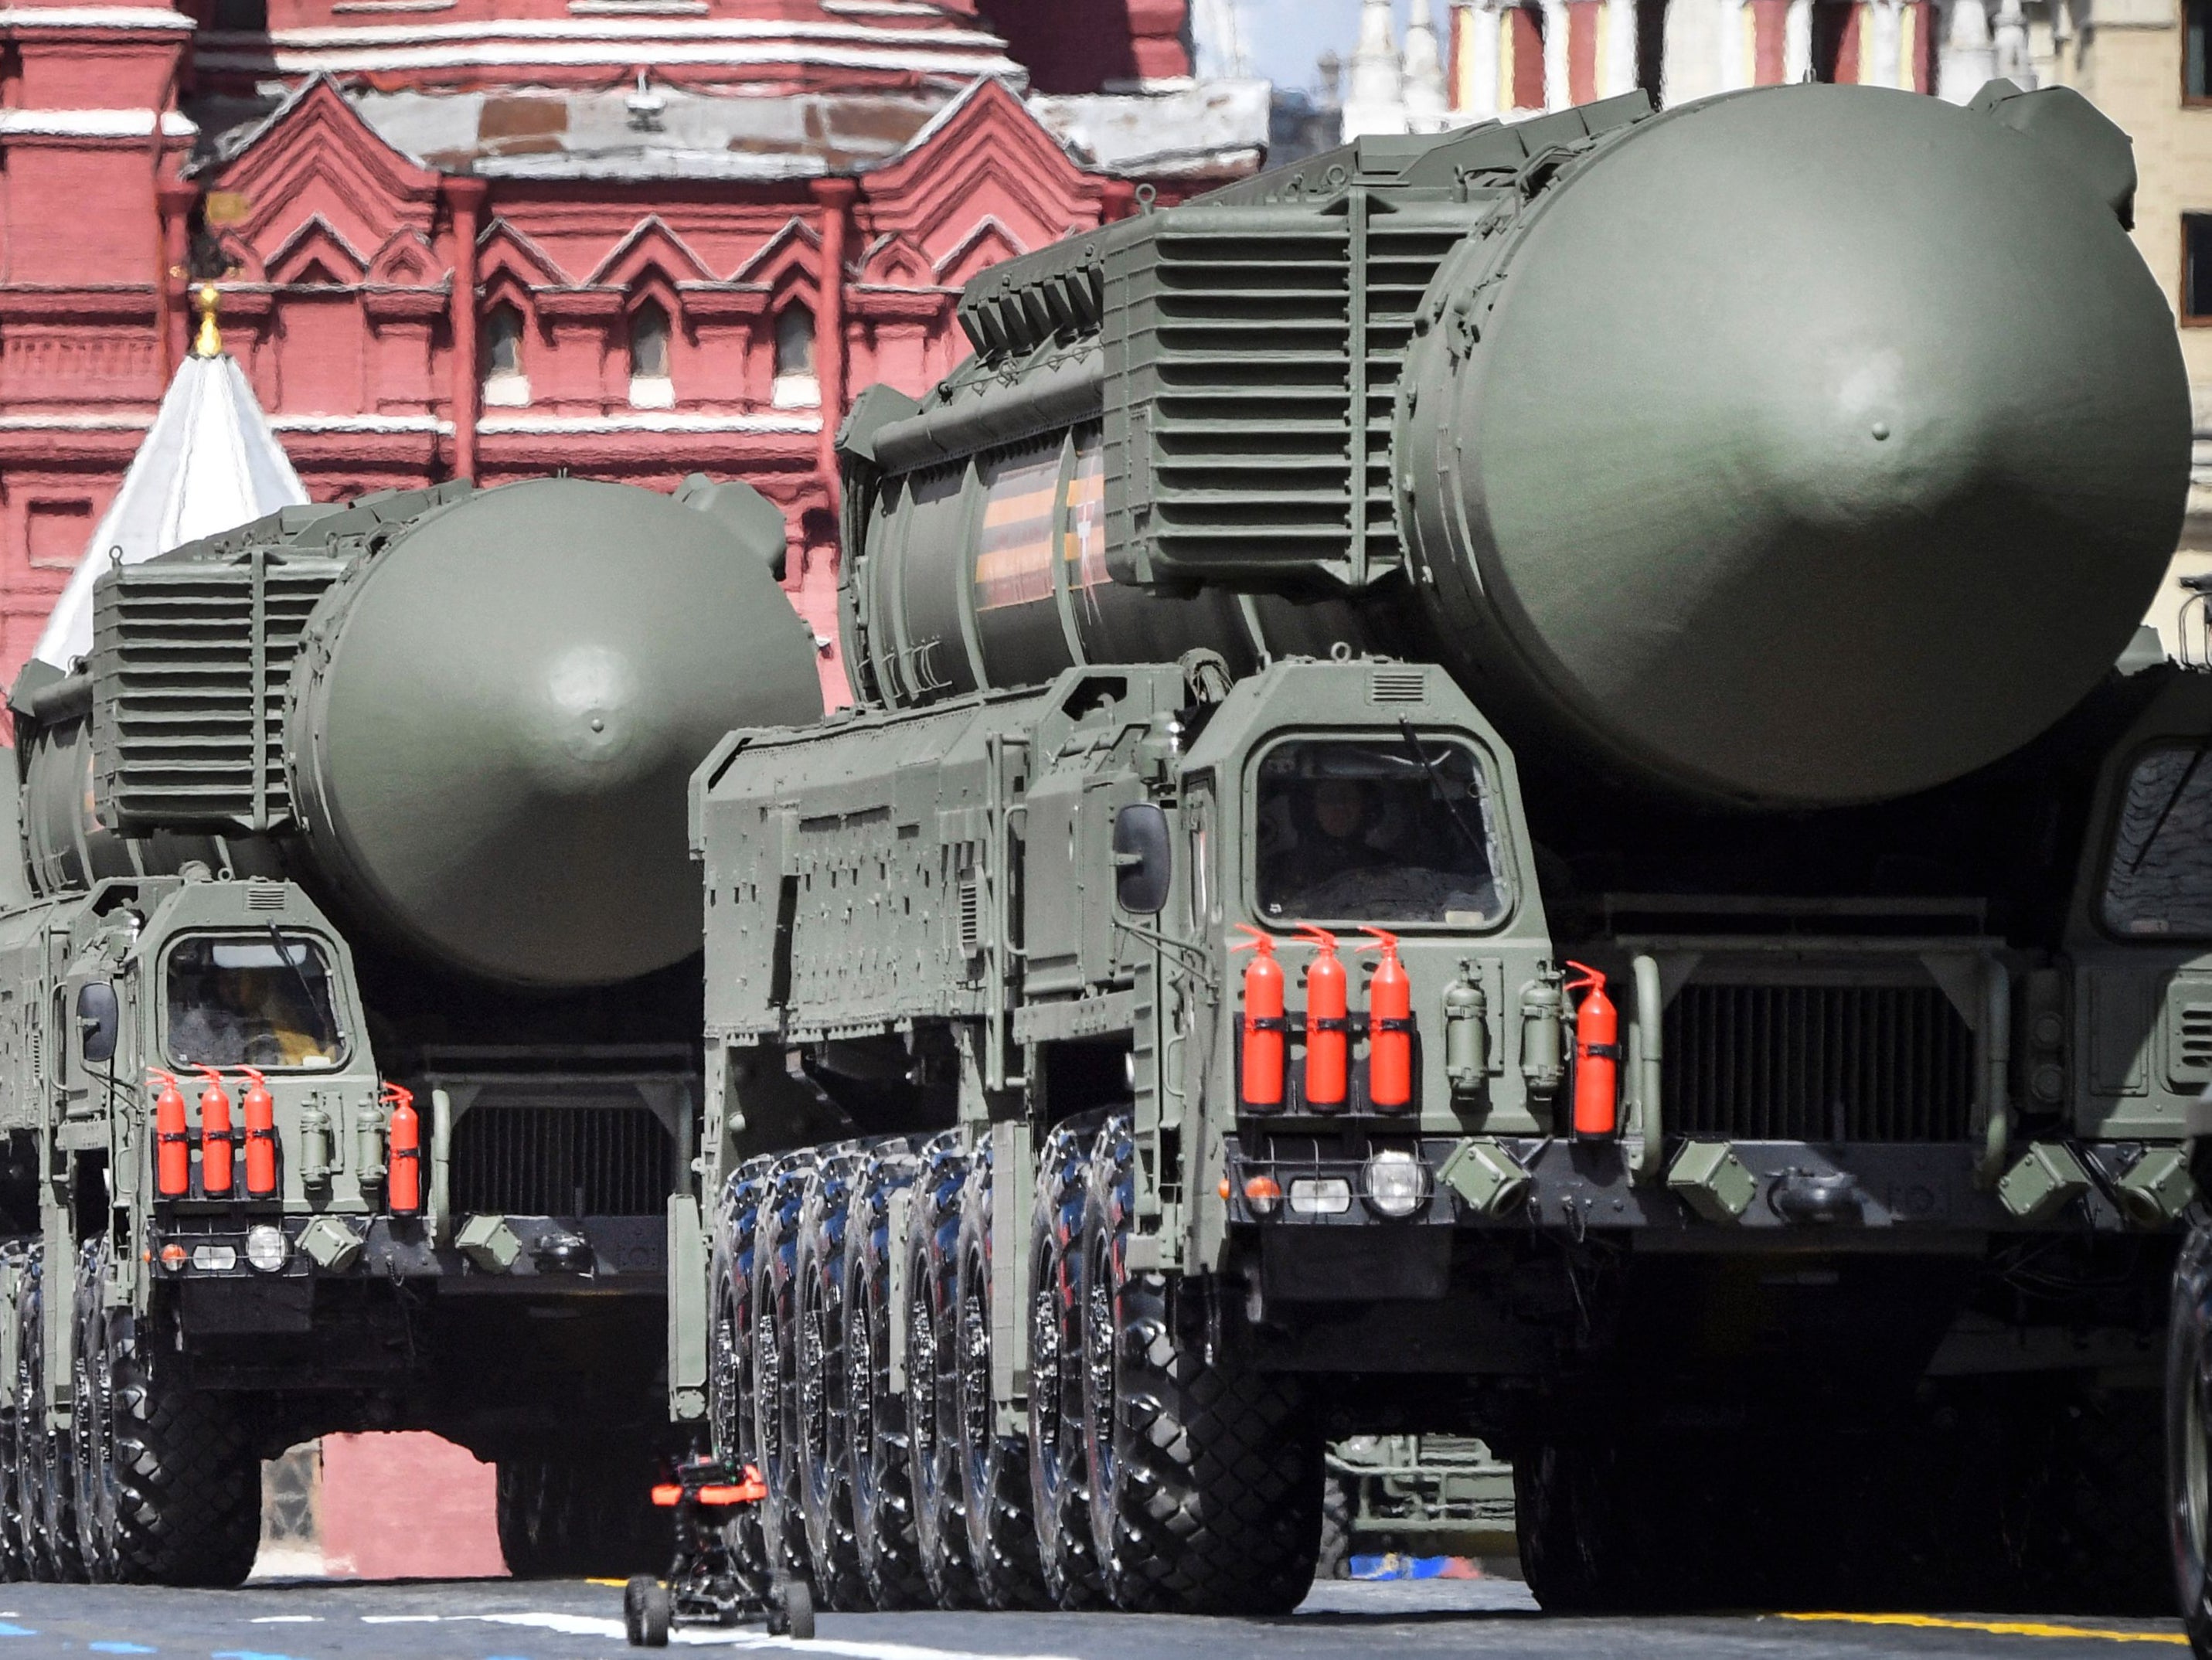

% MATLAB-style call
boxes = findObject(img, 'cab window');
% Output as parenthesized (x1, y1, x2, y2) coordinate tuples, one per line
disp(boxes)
(2103, 743, 2212, 938)
(166, 934, 343, 1069)
(1253, 736, 1509, 927)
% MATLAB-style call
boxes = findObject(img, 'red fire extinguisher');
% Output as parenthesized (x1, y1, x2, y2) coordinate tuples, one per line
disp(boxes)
(1298, 925, 1349, 1112)
(149, 1070, 189, 1199)
(194, 1066, 235, 1196)
(383, 1083, 422, 1217)
(1233, 925, 1287, 1111)
(241, 1068, 277, 1198)
(1361, 928, 1413, 1111)
(1565, 961, 1620, 1138)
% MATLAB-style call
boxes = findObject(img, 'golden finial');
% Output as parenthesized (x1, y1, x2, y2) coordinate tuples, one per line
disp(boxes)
(191, 282, 223, 359)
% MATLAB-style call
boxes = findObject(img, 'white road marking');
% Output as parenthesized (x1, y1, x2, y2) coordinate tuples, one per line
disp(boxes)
(359, 1614, 446, 1623)
(250, 1615, 324, 1624)
(477, 1611, 1082, 1659)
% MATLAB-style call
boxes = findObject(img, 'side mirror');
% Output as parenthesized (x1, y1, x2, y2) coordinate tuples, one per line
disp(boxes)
(1113, 803, 1172, 916)
(77, 981, 118, 1066)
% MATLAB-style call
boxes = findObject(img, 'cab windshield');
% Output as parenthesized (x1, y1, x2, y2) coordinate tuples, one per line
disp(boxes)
(1254, 736, 1508, 927)
(2103, 743, 2212, 939)
(166, 934, 343, 1070)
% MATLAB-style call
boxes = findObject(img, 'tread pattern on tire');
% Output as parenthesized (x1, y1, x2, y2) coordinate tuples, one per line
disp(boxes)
(1028, 1118, 1103, 1610)
(2173, 1219, 2212, 1654)
(798, 1145, 873, 1611)
(1077, 1114, 1321, 1615)
(754, 1150, 819, 1583)
(93, 1247, 260, 1588)
(711, 1155, 779, 1583)
(955, 1145, 1046, 1610)
(904, 1133, 977, 1609)
(842, 1141, 930, 1611)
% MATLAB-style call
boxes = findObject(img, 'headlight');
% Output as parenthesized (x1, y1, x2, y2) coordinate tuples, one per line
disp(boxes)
(191, 1243, 237, 1273)
(1361, 1149, 1430, 1219)
(1288, 1177, 1352, 1216)
(244, 1224, 288, 1274)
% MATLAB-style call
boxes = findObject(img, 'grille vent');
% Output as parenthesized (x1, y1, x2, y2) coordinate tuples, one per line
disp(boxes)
(2179, 1005, 2212, 1075)
(449, 1104, 672, 1218)
(90, 553, 348, 832)
(1663, 983, 1975, 1143)
(957, 877, 983, 955)
(1102, 202, 1476, 592)
(1369, 668, 1426, 704)
(246, 884, 286, 911)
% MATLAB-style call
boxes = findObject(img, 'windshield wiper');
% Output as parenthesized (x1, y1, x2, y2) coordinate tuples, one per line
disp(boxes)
(1397, 718, 1493, 873)
(267, 922, 324, 1019)
(2126, 738, 2212, 874)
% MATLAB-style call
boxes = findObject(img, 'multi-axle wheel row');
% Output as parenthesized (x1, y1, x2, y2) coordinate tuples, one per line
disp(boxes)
(709, 1112, 1324, 1616)
(0, 1240, 260, 1586)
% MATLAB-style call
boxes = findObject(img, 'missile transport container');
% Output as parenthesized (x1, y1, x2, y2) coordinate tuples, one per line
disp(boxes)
(0, 476, 820, 1584)
(672, 77, 2212, 1621)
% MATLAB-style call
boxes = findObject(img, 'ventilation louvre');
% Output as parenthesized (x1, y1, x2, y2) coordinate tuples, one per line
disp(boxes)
(448, 1103, 673, 1218)
(90, 552, 349, 833)
(1369, 667, 1426, 704)
(1662, 982, 1975, 1143)
(2180, 1004, 2212, 1073)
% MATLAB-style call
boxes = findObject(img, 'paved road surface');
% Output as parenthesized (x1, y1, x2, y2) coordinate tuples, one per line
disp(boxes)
(0, 1578, 2185, 1658)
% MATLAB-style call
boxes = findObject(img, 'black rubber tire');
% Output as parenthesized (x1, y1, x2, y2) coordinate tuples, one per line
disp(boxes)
(784, 1573, 816, 1641)
(2037, 1382, 2163, 1616)
(955, 1147, 1046, 1610)
(99, 1282, 260, 1587)
(625, 1573, 671, 1647)
(1077, 1114, 1322, 1614)
(904, 1134, 977, 1608)
(1027, 1119, 1103, 1610)
(70, 1241, 118, 1582)
(0, 1243, 30, 1583)
(1315, 1474, 1353, 1582)
(2175, 1222, 2212, 1655)
(18, 1244, 83, 1583)
(711, 1156, 777, 1583)
(754, 1151, 818, 1583)
(841, 1142, 930, 1611)
(495, 1451, 669, 1578)
(797, 1148, 871, 1611)
(1514, 1441, 1651, 1613)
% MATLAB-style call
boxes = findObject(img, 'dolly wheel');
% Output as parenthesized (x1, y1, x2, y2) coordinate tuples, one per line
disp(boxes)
(781, 1576, 815, 1641)
(623, 1574, 670, 1648)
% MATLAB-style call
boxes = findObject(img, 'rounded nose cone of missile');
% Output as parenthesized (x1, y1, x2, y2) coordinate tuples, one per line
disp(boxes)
(298, 478, 822, 988)
(1448, 85, 2188, 807)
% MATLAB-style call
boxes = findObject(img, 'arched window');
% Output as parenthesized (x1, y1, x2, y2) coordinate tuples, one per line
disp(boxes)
(482, 301, 529, 406)
(628, 299, 673, 408)
(772, 304, 818, 409)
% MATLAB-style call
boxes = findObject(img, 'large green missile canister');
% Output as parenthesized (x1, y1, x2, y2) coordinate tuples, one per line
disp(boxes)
(288, 478, 822, 986)
(15, 475, 822, 988)
(836, 81, 2188, 808)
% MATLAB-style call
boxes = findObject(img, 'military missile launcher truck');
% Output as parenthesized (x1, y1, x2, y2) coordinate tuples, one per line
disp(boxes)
(0, 476, 821, 1584)
(672, 77, 2212, 1620)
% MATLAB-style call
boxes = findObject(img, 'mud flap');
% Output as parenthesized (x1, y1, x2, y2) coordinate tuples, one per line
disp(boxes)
(666, 1192, 708, 1423)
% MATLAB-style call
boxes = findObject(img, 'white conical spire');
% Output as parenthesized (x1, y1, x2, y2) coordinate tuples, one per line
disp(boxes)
(1404, 0, 1450, 130)
(36, 287, 308, 672)
(1343, 0, 1408, 138)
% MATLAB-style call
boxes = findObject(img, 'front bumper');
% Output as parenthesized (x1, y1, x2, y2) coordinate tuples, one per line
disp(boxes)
(150, 1213, 667, 1288)
(1222, 1132, 2187, 1240)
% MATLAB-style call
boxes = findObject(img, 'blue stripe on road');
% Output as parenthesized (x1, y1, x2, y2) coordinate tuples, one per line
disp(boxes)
(89, 1645, 155, 1654)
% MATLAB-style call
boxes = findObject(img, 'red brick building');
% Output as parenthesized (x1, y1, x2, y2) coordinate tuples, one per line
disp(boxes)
(0, 0, 1264, 702)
